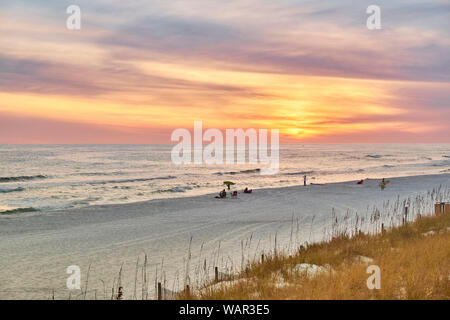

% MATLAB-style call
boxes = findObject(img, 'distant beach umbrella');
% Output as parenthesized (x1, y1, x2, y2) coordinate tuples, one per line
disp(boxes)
(223, 181, 235, 190)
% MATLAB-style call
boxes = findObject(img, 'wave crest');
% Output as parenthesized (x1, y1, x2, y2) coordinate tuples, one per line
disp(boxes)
(0, 187, 25, 193)
(0, 207, 38, 214)
(215, 168, 261, 175)
(0, 175, 46, 183)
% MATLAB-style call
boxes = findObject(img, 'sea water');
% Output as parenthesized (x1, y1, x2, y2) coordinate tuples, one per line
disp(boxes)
(1, 144, 450, 214)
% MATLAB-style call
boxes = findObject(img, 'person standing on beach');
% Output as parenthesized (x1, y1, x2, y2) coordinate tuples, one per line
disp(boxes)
(304, 175, 307, 186)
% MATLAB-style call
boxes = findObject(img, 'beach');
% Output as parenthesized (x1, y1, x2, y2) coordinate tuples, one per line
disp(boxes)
(0, 173, 449, 299)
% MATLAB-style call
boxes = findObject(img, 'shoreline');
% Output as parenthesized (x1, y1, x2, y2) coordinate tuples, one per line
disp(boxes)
(2, 172, 450, 219)
(41, 172, 450, 213)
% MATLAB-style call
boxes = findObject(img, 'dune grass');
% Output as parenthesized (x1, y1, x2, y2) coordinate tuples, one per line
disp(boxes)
(182, 212, 450, 300)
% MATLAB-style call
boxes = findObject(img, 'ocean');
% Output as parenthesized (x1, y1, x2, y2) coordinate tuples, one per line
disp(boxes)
(1, 144, 450, 214)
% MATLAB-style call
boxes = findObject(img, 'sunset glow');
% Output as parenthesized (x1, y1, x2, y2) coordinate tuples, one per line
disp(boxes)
(1, 0, 449, 143)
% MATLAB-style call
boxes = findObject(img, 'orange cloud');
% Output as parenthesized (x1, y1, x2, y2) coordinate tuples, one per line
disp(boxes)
(0, 0, 449, 143)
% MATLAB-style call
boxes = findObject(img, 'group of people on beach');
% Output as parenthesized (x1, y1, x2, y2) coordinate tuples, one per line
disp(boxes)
(356, 178, 390, 190)
(216, 185, 252, 199)
(216, 175, 390, 199)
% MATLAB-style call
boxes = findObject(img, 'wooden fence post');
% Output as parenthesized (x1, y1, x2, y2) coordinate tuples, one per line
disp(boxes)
(157, 282, 162, 300)
(404, 206, 409, 224)
(435, 202, 450, 216)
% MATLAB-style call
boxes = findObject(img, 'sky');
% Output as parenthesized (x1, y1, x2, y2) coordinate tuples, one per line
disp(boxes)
(0, 0, 449, 143)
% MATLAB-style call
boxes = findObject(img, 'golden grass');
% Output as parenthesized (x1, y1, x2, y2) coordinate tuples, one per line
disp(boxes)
(183, 212, 450, 300)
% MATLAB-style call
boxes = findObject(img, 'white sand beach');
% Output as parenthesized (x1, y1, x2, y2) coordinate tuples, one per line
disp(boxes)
(0, 173, 449, 299)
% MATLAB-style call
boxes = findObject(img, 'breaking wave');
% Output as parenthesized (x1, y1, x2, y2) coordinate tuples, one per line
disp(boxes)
(0, 207, 38, 214)
(0, 175, 46, 183)
(0, 187, 25, 193)
(153, 186, 194, 193)
(88, 175, 177, 185)
(71, 171, 126, 177)
(215, 169, 261, 175)
(285, 171, 315, 176)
